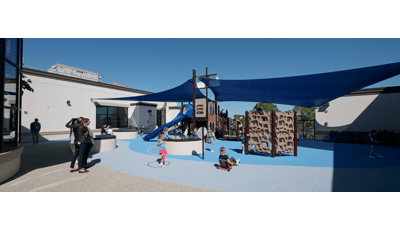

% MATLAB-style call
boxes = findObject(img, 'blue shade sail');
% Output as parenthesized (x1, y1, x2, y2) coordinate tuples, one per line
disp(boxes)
(94, 80, 206, 102)
(200, 62, 400, 107)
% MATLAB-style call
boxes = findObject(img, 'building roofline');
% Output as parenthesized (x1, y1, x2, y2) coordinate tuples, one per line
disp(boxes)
(22, 68, 153, 95)
(344, 85, 400, 96)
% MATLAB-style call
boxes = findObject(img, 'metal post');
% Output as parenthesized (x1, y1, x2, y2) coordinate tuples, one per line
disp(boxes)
(202, 126, 205, 160)
(192, 69, 196, 132)
(294, 111, 298, 157)
(303, 120, 305, 139)
(314, 119, 316, 140)
(236, 120, 239, 141)
(0, 39, 5, 151)
(222, 117, 225, 141)
(206, 67, 209, 131)
(271, 110, 276, 158)
(245, 111, 249, 155)
(227, 116, 230, 136)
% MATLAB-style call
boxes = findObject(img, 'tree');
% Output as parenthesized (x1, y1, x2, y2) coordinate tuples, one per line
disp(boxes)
(233, 114, 244, 120)
(21, 74, 34, 95)
(293, 106, 316, 121)
(256, 103, 281, 113)
(293, 106, 317, 139)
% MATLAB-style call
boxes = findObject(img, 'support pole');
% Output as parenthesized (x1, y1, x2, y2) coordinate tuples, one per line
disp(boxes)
(227, 117, 230, 136)
(245, 111, 249, 155)
(313, 118, 316, 140)
(192, 69, 196, 132)
(206, 67, 209, 131)
(202, 126, 205, 160)
(222, 117, 225, 141)
(236, 120, 239, 141)
(271, 110, 276, 158)
(294, 111, 298, 157)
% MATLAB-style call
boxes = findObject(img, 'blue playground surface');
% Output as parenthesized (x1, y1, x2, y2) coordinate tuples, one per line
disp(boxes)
(126, 135, 400, 169)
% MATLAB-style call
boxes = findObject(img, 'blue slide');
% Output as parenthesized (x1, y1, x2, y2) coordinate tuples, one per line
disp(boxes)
(144, 104, 193, 141)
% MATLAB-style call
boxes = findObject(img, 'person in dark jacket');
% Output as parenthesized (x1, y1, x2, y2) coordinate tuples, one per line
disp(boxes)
(30, 118, 41, 144)
(83, 118, 94, 168)
(66, 117, 89, 173)
(101, 124, 107, 135)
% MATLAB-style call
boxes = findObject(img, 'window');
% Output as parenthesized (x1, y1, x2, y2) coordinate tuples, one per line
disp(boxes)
(1, 38, 22, 151)
(157, 110, 166, 126)
(95, 105, 128, 128)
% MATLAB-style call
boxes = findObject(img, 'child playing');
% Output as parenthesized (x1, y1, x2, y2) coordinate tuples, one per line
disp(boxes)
(210, 129, 218, 152)
(163, 127, 169, 139)
(140, 125, 145, 138)
(157, 133, 167, 167)
(219, 147, 240, 167)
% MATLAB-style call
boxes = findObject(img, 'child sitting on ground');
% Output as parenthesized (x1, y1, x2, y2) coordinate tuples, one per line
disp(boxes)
(219, 147, 240, 168)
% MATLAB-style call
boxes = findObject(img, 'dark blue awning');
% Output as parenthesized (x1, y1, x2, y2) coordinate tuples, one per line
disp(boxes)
(200, 62, 400, 107)
(93, 79, 206, 102)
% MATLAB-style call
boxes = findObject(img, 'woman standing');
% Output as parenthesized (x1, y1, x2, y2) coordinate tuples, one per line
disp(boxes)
(66, 117, 89, 173)
(83, 118, 94, 168)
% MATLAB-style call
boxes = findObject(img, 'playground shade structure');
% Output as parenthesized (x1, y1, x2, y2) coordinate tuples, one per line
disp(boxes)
(143, 104, 193, 141)
(200, 62, 400, 107)
(92, 80, 206, 102)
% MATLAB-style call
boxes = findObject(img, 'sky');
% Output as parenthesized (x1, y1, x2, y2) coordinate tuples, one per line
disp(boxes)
(22, 38, 400, 116)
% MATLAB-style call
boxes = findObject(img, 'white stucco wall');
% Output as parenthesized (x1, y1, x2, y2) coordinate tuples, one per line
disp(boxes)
(316, 92, 400, 134)
(21, 73, 177, 133)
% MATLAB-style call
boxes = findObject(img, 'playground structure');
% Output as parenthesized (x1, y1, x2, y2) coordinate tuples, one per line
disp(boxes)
(246, 110, 297, 157)
(215, 109, 298, 158)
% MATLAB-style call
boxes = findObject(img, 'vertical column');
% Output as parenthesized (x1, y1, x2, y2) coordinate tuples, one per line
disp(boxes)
(294, 111, 298, 157)
(0, 39, 5, 151)
(313, 118, 316, 140)
(205, 67, 208, 130)
(271, 110, 276, 158)
(192, 69, 196, 132)
(202, 126, 205, 160)
(236, 120, 239, 141)
(245, 111, 249, 155)
(222, 117, 225, 141)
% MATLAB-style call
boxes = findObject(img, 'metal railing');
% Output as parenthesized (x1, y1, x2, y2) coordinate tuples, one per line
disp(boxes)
(23, 57, 132, 88)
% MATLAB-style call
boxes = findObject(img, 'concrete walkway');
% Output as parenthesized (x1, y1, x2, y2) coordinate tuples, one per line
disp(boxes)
(0, 141, 213, 192)
(1, 139, 399, 192)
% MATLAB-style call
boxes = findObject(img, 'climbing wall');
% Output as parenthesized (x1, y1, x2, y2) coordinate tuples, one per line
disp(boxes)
(275, 111, 295, 154)
(248, 111, 295, 154)
(249, 111, 272, 153)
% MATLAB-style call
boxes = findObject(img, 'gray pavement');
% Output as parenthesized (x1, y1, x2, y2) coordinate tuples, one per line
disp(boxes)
(0, 141, 214, 192)
(1, 140, 399, 192)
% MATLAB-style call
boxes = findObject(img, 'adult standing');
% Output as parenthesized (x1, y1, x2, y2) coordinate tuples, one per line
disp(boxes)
(30, 118, 41, 144)
(369, 130, 384, 158)
(83, 118, 94, 168)
(66, 117, 89, 173)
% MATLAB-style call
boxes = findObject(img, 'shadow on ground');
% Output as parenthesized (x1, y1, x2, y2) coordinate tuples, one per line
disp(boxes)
(0, 141, 101, 186)
(300, 140, 400, 192)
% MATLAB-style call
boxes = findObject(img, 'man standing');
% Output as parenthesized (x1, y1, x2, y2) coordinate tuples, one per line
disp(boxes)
(30, 118, 41, 144)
